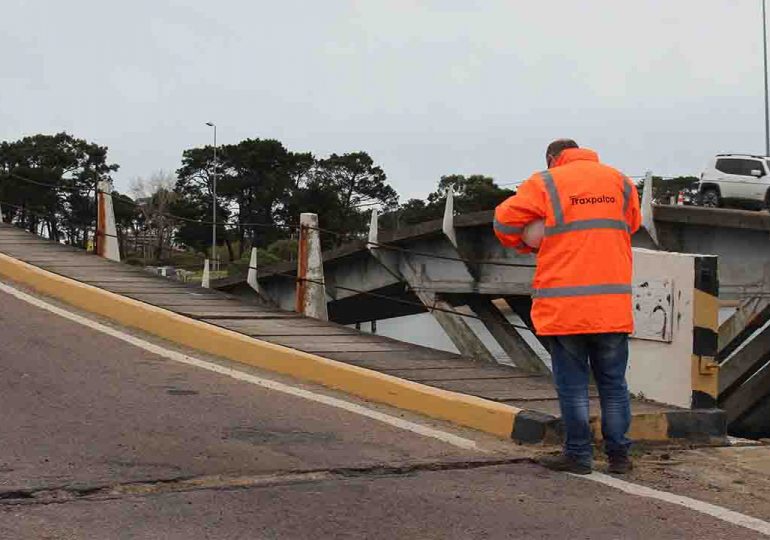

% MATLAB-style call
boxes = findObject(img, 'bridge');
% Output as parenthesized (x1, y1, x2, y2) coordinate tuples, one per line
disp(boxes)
(215, 203, 770, 438)
(218, 205, 770, 311)
(0, 221, 713, 443)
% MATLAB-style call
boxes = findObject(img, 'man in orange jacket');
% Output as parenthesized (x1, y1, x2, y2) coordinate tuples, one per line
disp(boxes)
(494, 139, 640, 475)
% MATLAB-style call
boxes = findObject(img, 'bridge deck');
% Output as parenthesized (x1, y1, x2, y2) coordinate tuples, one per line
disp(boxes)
(0, 225, 671, 422)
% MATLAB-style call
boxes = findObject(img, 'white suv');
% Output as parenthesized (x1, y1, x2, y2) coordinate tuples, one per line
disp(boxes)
(698, 154, 770, 210)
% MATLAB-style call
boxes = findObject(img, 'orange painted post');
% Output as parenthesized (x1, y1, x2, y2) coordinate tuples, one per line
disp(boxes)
(295, 213, 328, 320)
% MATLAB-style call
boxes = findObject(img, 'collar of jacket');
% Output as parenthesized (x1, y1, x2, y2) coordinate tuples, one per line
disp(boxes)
(553, 147, 599, 167)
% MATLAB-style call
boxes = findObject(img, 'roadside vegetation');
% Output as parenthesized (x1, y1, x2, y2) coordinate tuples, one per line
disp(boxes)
(0, 132, 515, 276)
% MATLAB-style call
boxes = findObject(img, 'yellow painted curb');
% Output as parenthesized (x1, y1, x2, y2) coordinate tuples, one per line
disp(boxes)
(590, 413, 669, 443)
(0, 252, 519, 438)
(627, 413, 670, 442)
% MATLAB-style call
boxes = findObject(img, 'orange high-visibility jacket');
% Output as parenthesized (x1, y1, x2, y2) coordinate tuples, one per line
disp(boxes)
(494, 148, 641, 336)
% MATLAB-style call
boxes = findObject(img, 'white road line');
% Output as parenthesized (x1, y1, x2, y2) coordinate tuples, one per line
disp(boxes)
(575, 472, 770, 537)
(0, 281, 482, 452)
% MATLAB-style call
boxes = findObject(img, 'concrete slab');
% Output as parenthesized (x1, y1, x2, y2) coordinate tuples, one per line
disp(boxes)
(124, 293, 257, 306)
(264, 335, 409, 346)
(381, 367, 536, 382)
(433, 377, 569, 396)
(218, 324, 360, 337)
(97, 286, 205, 294)
(282, 341, 417, 353)
(327, 354, 486, 371)
(181, 310, 302, 319)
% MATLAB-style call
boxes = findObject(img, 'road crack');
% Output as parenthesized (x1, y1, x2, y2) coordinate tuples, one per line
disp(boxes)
(0, 457, 531, 507)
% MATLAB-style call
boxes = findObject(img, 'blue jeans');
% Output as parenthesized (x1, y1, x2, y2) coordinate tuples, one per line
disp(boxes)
(548, 333, 631, 465)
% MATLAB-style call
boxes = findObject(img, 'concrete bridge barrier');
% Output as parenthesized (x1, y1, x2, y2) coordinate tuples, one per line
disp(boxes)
(629, 249, 719, 410)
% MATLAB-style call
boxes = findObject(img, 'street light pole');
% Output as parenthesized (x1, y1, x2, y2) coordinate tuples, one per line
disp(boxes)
(762, 0, 770, 156)
(206, 122, 217, 268)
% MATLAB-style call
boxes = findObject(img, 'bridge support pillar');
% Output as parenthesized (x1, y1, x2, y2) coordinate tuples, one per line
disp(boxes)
(296, 213, 328, 320)
(466, 296, 549, 374)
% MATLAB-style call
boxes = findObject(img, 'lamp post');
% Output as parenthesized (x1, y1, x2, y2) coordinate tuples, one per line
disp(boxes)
(762, 0, 770, 156)
(205, 122, 217, 269)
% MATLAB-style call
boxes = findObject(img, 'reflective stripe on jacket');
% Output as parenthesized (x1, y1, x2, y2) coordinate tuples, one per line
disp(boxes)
(493, 148, 641, 336)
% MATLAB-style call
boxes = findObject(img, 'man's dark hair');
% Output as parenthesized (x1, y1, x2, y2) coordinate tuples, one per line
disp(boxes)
(546, 139, 579, 164)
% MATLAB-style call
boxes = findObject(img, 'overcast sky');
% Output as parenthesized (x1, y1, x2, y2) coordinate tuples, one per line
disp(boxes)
(1, 0, 767, 199)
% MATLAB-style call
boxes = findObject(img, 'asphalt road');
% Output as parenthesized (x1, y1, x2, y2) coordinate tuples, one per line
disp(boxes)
(0, 285, 765, 539)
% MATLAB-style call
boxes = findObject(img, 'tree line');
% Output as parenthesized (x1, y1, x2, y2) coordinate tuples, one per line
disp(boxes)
(0, 132, 515, 266)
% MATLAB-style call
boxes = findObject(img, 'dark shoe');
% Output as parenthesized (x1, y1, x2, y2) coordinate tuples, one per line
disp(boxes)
(608, 455, 633, 474)
(537, 454, 591, 475)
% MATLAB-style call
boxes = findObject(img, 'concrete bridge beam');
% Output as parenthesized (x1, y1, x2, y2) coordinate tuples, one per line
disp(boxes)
(721, 355, 770, 425)
(422, 292, 497, 363)
(396, 254, 496, 363)
(465, 296, 549, 374)
(719, 322, 770, 398)
(368, 207, 497, 364)
(718, 297, 770, 360)
(503, 296, 551, 351)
